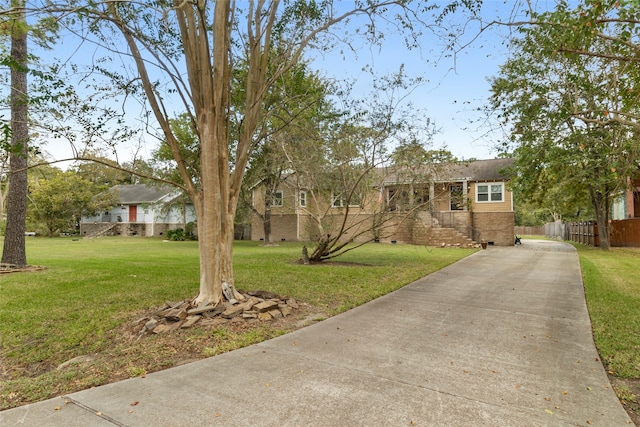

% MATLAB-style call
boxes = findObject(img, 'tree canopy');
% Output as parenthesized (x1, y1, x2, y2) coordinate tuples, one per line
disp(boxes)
(5, 0, 481, 301)
(491, 0, 640, 249)
(29, 169, 116, 237)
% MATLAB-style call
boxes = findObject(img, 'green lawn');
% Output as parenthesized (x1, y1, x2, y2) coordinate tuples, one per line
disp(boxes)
(575, 244, 640, 421)
(0, 237, 474, 409)
(2, 237, 638, 413)
(576, 245, 640, 378)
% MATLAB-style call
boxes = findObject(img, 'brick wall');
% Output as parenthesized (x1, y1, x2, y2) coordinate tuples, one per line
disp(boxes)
(250, 210, 515, 247)
(271, 214, 299, 242)
(471, 212, 515, 246)
(80, 223, 148, 237)
(80, 222, 190, 237)
(251, 214, 300, 242)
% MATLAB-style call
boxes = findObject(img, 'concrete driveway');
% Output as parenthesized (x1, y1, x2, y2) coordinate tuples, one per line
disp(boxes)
(1, 239, 632, 426)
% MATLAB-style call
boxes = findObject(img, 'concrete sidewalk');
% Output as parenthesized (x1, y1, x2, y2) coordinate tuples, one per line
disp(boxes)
(1, 240, 632, 426)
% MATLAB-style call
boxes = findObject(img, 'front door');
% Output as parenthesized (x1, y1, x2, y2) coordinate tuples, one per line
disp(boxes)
(129, 205, 138, 222)
(450, 185, 463, 210)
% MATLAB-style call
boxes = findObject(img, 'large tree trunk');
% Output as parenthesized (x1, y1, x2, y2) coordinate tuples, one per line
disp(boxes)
(2, 3, 28, 267)
(597, 215, 611, 250)
(110, 0, 318, 302)
(0, 155, 8, 220)
(591, 188, 611, 250)
(192, 1, 242, 305)
(263, 205, 273, 245)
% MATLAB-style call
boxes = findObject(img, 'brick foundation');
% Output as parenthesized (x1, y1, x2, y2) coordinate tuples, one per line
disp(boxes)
(80, 223, 190, 238)
(251, 211, 515, 247)
(471, 212, 515, 246)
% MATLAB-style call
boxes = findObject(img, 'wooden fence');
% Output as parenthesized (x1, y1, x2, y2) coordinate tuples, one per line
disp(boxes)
(514, 226, 545, 235)
(610, 218, 640, 247)
(553, 219, 640, 247)
(565, 222, 599, 246)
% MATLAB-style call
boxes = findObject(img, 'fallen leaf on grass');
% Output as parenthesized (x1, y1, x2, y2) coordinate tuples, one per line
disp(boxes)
(130, 401, 139, 406)
(545, 409, 554, 415)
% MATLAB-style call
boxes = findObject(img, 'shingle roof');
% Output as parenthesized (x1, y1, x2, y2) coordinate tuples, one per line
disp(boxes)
(439, 158, 515, 182)
(381, 158, 515, 185)
(111, 184, 175, 204)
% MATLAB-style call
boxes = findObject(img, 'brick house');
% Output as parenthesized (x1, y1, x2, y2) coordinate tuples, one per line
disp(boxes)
(611, 176, 640, 220)
(80, 184, 196, 237)
(251, 158, 516, 246)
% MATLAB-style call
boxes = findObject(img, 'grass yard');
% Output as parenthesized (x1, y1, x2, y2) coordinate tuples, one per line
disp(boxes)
(576, 244, 640, 421)
(578, 246, 640, 378)
(0, 237, 474, 409)
(3, 237, 638, 420)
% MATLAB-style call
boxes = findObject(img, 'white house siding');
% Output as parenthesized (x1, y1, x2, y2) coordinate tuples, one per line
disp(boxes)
(81, 204, 196, 237)
(611, 195, 626, 220)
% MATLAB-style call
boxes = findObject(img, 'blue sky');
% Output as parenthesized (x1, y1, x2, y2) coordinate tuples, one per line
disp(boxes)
(307, 0, 541, 161)
(39, 1, 561, 165)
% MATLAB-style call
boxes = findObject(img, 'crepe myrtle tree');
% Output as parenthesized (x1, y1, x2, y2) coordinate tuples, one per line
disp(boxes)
(281, 69, 437, 263)
(35, 0, 481, 304)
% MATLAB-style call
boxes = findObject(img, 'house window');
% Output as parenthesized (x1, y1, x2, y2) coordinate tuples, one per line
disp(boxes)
(273, 190, 283, 206)
(331, 194, 345, 208)
(299, 191, 307, 207)
(477, 183, 504, 203)
(332, 192, 361, 208)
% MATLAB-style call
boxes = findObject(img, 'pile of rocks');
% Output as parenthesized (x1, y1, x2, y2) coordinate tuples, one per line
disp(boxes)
(437, 242, 481, 248)
(137, 290, 301, 335)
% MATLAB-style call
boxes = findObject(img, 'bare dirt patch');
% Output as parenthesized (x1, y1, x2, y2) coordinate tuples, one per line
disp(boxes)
(93, 296, 325, 385)
(1, 292, 326, 410)
(609, 376, 640, 426)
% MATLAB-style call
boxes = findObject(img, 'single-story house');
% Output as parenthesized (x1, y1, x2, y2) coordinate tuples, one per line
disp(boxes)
(250, 158, 516, 246)
(80, 184, 196, 237)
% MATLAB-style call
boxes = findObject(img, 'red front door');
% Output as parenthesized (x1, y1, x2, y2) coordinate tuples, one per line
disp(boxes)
(129, 205, 138, 222)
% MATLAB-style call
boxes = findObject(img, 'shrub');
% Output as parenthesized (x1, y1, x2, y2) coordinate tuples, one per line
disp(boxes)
(166, 226, 197, 241)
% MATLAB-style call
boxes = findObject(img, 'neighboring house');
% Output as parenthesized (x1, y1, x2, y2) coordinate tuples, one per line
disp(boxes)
(611, 176, 640, 220)
(609, 176, 640, 247)
(250, 158, 516, 246)
(80, 184, 196, 237)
